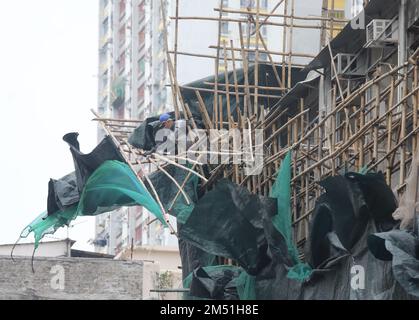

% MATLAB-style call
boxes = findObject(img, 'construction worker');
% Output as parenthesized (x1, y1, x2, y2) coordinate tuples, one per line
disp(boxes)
(144, 113, 189, 156)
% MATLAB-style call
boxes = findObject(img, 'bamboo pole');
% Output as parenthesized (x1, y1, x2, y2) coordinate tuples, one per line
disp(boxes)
(214, 6, 348, 23)
(254, 0, 260, 118)
(148, 157, 191, 205)
(230, 39, 241, 116)
(223, 41, 233, 129)
(170, 15, 343, 31)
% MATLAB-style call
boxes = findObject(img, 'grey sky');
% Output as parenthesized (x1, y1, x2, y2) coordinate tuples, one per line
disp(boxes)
(0, 0, 99, 250)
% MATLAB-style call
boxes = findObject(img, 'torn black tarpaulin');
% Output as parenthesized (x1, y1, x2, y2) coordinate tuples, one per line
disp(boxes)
(181, 173, 418, 300)
(368, 225, 419, 297)
(308, 172, 397, 268)
(189, 266, 240, 300)
(63, 132, 126, 194)
(179, 178, 277, 276)
(47, 172, 79, 215)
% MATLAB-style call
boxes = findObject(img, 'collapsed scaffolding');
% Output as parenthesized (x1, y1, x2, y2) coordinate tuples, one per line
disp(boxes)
(17, 0, 419, 299)
(95, 0, 418, 248)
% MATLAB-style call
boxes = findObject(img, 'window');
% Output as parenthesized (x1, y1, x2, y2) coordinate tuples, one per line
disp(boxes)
(137, 85, 145, 101)
(241, 0, 250, 8)
(119, 0, 126, 20)
(118, 51, 126, 73)
(102, 17, 109, 34)
(221, 21, 229, 35)
(261, 0, 268, 9)
(138, 58, 145, 76)
(138, 28, 145, 47)
(119, 25, 126, 47)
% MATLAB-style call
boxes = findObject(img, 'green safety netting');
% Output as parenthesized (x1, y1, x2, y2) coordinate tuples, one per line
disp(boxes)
(20, 160, 165, 249)
(270, 151, 312, 281)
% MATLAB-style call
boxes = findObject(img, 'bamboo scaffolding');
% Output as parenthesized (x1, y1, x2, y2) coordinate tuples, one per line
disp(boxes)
(111, 0, 419, 252)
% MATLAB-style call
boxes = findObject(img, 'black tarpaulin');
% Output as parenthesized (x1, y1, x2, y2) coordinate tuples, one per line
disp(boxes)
(368, 224, 419, 297)
(47, 172, 79, 215)
(182, 172, 418, 300)
(308, 172, 397, 268)
(63, 132, 125, 194)
(181, 64, 308, 123)
(128, 112, 176, 150)
(189, 266, 240, 300)
(179, 178, 277, 276)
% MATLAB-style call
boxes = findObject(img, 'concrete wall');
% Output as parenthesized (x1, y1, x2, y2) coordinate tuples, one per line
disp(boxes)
(0, 256, 143, 300)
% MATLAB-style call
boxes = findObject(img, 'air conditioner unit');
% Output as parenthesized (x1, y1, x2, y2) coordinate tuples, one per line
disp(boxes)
(333, 53, 364, 77)
(365, 19, 398, 48)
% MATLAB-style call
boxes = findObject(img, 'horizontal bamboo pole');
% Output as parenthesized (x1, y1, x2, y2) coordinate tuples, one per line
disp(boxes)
(209, 45, 316, 59)
(169, 15, 343, 31)
(204, 82, 288, 91)
(213, 7, 349, 23)
(168, 50, 308, 67)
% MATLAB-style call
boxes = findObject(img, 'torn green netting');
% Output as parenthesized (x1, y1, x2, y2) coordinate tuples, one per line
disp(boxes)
(20, 160, 165, 249)
(236, 271, 256, 300)
(359, 165, 369, 175)
(20, 206, 78, 249)
(270, 151, 312, 281)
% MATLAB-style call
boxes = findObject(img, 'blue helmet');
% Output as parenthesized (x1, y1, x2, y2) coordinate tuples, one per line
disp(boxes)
(159, 113, 172, 123)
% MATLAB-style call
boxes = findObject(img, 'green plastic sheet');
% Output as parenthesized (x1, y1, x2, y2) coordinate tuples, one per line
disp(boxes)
(270, 151, 312, 281)
(20, 160, 165, 249)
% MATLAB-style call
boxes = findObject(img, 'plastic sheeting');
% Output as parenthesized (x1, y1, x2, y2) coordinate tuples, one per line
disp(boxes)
(63, 132, 125, 194)
(182, 172, 419, 300)
(392, 141, 419, 230)
(308, 172, 397, 268)
(368, 223, 419, 297)
(181, 64, 308, 122)
(179, 178, 277, 276)
(128, 112, 176, 150)
(270, 151, 312, 280)
(46, 133, 125, 216)
(20, 161, 164, 249)
(47, 172, 79, 215)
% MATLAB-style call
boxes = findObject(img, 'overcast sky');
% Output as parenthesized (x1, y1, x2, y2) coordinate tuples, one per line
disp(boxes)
(0, 0, 99, 250)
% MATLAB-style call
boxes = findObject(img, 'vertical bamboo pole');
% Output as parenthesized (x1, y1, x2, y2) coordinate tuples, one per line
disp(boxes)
(174, 0, 180, 120)
(230, 39, 241, 117)
(287, 0, 294, 89)
(223, 41, 233, 130)
(373, 83, 380, 162)
(414, 65, 418, 154)
(214, 0, 224, 130)
(282, 0, 288, 90)
(331, 85, 337, 175)
(359, 95, 366, 168)
(238, 22, 251, 118)
(254, 0, 261, 118)
(400, 69, 408, 187)
(386, 77, 395, 185)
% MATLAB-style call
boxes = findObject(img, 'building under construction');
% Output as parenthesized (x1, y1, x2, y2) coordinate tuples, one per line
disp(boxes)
(19, 0, 419, 299)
